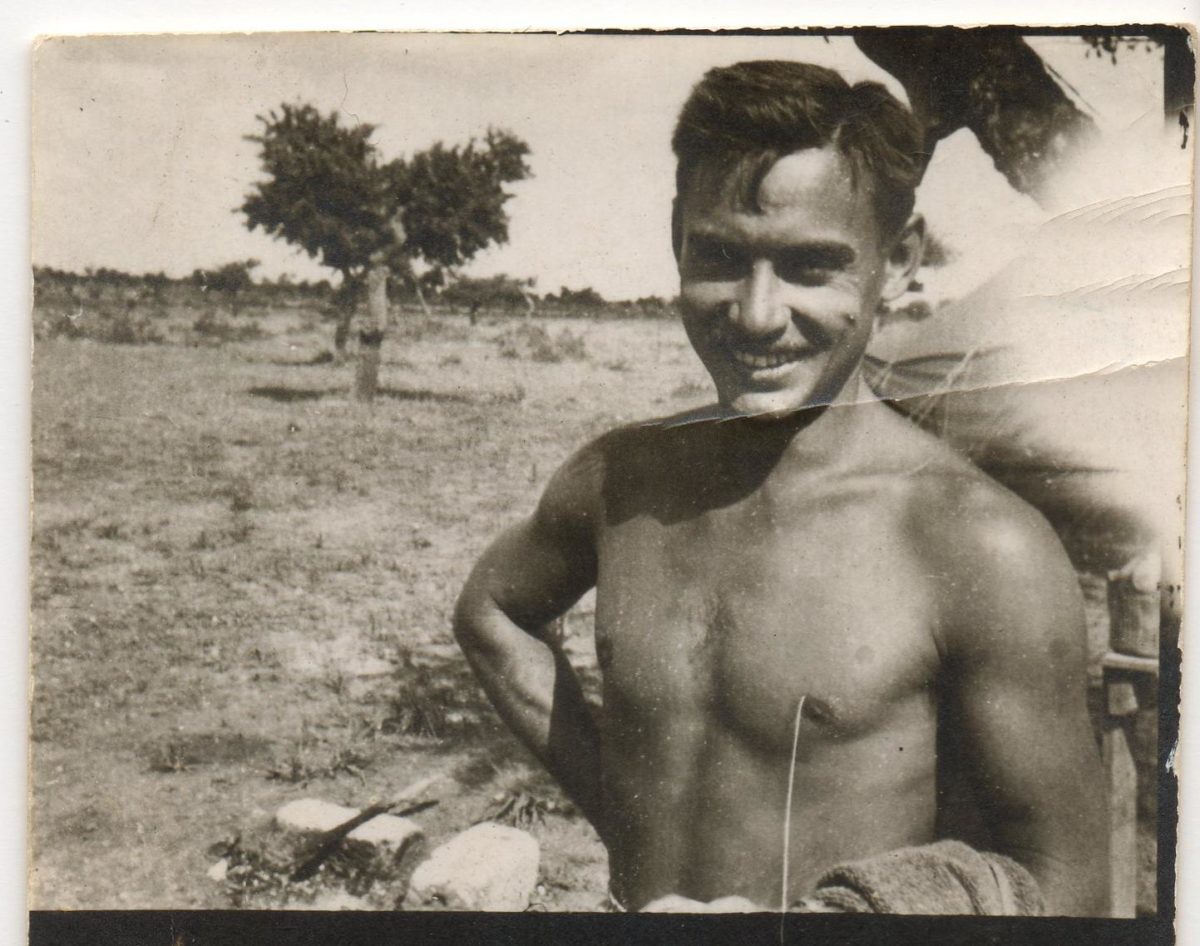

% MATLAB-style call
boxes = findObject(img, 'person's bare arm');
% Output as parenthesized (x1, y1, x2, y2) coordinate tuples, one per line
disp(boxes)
(453, 443, 606, 835)
(933, 489, 1109, 916)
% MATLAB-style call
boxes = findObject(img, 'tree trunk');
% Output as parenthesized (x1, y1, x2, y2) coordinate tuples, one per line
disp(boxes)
(413, 281, 432, 317)
(355, 262, 388, 402)
(333, 269, 361, 360)
(855, 27, 1097, 204)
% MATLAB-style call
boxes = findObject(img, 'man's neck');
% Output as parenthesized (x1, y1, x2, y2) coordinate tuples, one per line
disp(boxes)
(714, 374, 879, 470)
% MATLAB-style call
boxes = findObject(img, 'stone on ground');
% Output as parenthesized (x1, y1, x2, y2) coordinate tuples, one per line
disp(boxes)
(406, 822, 540, 911)
(306, 890, 372, 911)
(274, 798, 423, 849)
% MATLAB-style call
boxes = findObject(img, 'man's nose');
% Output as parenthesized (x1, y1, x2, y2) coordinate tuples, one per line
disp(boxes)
(729, 260, 789, 337)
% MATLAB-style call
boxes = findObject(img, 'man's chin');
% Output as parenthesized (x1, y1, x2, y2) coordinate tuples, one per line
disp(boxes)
(721, 392, 817, 422)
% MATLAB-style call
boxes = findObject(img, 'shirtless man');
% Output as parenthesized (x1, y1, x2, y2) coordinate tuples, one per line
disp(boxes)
(454, 61, 1107, 915)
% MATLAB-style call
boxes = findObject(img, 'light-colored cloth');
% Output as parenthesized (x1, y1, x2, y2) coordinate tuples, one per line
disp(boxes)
(804, 840, 1045, 916)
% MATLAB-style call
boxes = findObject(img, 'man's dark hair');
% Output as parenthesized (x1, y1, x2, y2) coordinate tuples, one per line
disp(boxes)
(672, 60, 924, 239)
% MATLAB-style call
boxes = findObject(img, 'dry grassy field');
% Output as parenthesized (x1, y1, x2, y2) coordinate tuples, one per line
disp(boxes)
(29, 300, 1157, 912)
(30, 301, 713, 910)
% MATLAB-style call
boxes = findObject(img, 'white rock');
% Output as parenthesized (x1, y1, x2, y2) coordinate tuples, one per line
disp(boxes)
(407, 822, 539, 911)
(206, 859, 228, 882)
(275, 798, 423, 848)
(307, 891, 371, 911)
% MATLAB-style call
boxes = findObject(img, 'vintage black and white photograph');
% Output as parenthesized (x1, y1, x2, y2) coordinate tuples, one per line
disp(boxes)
(28, 27, 1190, 925)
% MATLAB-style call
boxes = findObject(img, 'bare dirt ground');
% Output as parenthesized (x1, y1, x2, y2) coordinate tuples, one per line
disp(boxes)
(30, 304, 712, 910)
(29, 302, 1157, 912)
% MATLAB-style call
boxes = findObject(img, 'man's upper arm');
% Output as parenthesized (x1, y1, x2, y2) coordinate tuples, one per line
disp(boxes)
(932, 488, 1108, 916)
(460, 439, 603, 632)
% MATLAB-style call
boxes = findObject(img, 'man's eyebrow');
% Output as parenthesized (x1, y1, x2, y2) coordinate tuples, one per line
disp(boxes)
(686, 230, 856, 266)
(685, 233, 739, 255)
(776, 242, 857, 267)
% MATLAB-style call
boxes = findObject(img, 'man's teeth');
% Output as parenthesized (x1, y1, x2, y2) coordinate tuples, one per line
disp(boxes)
(732, 350, 805, 369)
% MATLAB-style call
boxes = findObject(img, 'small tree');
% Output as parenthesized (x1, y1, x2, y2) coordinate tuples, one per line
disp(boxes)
(241, 103, 531, 397)
(558, 286, 605, 311)
(442, 274, 537, 323)
(195, 260, 260, 315)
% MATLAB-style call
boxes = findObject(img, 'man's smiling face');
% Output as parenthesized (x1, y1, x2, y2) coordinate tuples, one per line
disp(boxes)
(677, 146, 898, 418)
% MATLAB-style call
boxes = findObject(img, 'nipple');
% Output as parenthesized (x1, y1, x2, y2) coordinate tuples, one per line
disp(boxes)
(800, 695, 835, 726)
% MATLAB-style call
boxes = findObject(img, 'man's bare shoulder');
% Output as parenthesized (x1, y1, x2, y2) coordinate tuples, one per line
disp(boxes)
(879, 411, 1083, 651)
(541, 406, 725, 520)
(851, 404, 1076, 600)
(563, 406, 722, 472)
(863, 405, 1049, 535)
(909, 463, 1068, 583)
(911, 470, 1066, 580)
(539, 409, 698, 511)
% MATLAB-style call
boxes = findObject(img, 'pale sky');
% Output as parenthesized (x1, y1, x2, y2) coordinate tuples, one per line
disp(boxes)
(32, 32, 1164, 300)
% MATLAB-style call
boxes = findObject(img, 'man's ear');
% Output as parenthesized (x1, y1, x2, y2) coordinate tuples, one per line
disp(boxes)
(671, 197, 683, 265)
(880, 214, 925, 303)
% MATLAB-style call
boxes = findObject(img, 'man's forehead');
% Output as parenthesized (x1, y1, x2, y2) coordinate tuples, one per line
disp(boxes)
(686, 147, 873, 218)
(680, 147, 875, 232)
(756, 149, 857, 209)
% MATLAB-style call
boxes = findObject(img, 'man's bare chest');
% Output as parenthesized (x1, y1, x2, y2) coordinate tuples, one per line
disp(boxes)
(593, 497, 941, 751)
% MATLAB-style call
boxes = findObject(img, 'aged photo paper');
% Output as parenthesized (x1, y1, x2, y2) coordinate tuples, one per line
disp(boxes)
(25, 25, 1192, 940)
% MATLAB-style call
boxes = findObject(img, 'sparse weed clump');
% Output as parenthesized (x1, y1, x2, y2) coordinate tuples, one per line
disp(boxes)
(191, 311, 265, 345)
(265, 745, 373, 786)
(494, 323, 587, 363)
(392, 315, 470, 344)
(223, 478, 256, 513)
(34, 302, 165, 345)
(482, 787, 569, 827)
(384, 650, 491, 740)
(93, 522, 124, 541)
(208, 820, 425, 908)
(533, 328, 586, 363)
(488, 384, 526, 405)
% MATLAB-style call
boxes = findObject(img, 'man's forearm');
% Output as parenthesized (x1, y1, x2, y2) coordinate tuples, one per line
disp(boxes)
(454, 593, 607, 837)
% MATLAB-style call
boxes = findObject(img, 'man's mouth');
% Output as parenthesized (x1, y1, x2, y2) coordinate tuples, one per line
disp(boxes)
(728, 347, 814, 371)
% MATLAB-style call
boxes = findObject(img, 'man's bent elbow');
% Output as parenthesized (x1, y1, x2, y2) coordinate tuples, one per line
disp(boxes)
(452, 568, 532, 670)
(452, 565, 500, 656)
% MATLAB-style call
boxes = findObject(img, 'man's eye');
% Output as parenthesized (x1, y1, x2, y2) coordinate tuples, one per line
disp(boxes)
(775, 247, 853, 286)
(684, 241, 745, 279)
(774, 259, 832, 287)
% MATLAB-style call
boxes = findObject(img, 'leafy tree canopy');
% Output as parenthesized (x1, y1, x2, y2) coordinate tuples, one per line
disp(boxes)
(241, 103, 531, 289)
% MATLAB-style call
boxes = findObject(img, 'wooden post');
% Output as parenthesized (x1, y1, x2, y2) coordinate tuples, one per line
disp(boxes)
(1100, 651, 1158, 918)
(1102, 680, 1138, 917)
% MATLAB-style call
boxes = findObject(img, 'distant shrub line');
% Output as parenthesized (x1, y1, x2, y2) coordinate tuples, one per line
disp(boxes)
(32, 267, 681, 345)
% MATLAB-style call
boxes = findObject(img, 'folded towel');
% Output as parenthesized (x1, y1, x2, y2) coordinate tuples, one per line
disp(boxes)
(802, 840, 1044, 916)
